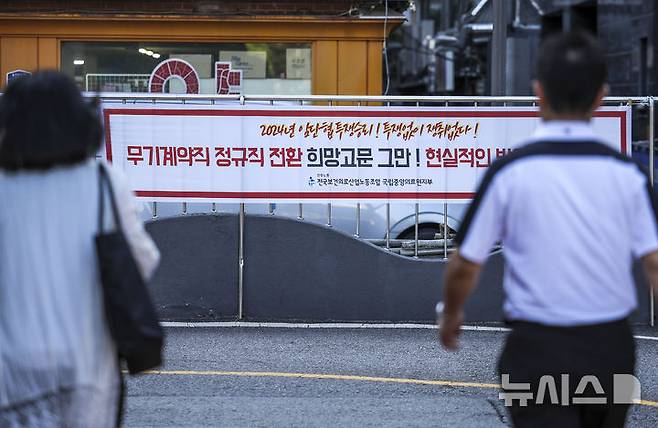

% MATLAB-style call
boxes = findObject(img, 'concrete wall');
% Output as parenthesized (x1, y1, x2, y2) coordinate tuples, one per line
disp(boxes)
(145, 213, 651, 324)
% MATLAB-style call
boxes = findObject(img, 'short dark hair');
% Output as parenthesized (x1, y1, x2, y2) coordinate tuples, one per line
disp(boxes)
(536, 31, 607, 115)
(0, 71, 101, 171)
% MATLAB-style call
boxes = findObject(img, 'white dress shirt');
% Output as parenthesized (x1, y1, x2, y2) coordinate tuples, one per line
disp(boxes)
(456, 121, 658, 326)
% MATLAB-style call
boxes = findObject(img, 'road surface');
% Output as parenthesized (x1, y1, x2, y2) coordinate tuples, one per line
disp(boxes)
(124, 326, 658, 427)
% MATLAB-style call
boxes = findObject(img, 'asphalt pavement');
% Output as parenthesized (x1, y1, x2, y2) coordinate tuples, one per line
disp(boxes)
(123, 326, 658, 427)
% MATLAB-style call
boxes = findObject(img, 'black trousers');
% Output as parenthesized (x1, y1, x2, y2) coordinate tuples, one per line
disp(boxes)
(498, 318, 635, 428)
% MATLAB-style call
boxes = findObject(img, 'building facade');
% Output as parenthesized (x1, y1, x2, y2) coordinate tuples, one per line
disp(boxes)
(0, 1, 407, 95)
(390, 0, 656, 97)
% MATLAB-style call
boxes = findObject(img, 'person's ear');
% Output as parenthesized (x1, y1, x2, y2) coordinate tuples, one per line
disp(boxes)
(532, 80, 542, 98)
(532, 80, 547, 110)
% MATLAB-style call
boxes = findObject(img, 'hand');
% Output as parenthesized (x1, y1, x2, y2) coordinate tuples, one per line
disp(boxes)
(438, 310, 463, 351)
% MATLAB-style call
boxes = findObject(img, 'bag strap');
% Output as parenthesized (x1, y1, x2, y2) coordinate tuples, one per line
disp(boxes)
(98, 163, 123, 234)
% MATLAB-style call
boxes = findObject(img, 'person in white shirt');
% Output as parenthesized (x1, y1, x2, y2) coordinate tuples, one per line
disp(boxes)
(0, 71, 160, 427)
(438, 31, 658, 427)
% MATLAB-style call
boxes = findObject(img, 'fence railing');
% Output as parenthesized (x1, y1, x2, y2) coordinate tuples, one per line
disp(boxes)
(95, 93, 656, 324)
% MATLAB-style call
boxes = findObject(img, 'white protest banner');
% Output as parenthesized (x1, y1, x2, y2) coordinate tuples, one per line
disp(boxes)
(102, 105, 630, 203)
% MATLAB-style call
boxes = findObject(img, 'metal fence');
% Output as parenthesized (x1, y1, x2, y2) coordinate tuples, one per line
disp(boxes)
(86, 74, 150, 93)
(95, 93, 656, 324)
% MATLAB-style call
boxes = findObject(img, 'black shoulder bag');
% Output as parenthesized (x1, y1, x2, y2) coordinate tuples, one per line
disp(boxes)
(96, 163, 164, 374)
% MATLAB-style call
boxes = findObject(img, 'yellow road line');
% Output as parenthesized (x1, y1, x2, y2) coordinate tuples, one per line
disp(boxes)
(142, 369, 499, 389)
(637, 399, 658, 408)
(140, 369, 658, 409)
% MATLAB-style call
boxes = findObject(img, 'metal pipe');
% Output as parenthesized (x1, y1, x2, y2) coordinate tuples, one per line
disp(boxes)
(152, 202, 157, 219)
(513, 0, 521, 27)
(649, 96, 654, 187)
(443, 202, 448, 259)
(179, 99, 189, 216)
(296, 98, 303, 221)
(355, 203, 361, 237)
(89, 92, 649, 105)
(238, 95, 247, 321)
(238, 202, 245, 320)
(650, 96, 655, 327)
(269, 97, 275, 218)
(491, 0, 507, 96)
(385, 203, 391, 250)
(211, 203, 217, 213)
(415, 99, 422, 256)
(327, 99, 333, 227)
(400, 248, 457, 257)
(414, 203, 419, 258)
(385, 100, 391, 250)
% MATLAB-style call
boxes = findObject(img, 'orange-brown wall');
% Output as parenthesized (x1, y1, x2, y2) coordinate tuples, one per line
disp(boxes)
(0, 15, 400, 94)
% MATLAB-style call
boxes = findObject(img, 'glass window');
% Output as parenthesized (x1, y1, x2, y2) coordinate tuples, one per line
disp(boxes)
(61, 41, 312, 95)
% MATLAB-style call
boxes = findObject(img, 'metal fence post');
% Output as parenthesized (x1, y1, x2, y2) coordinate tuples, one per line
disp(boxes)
(238, 202, 245, 320)
(268, 98, 278, 217)
(298, 95, 304, 220)
(386, 100, 391, 250)
(385, 203, 391, 250)
(149, 96, 157, 219)
(237, 95, 246, 320)
(650, 96, 655, 327)
(355, 203, 361, 237)
(181, 98, 187, 216)
(211, 98, 217, 215)
(355, 95, 362, 236)
(443, 202, 448, 259)
(414, 203, 419, 258)
(327, 99, 333, 228)
(415, 101, 421, 258)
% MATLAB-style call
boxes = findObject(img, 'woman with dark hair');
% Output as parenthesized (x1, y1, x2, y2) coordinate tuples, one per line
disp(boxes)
(0, 71, 160, 427)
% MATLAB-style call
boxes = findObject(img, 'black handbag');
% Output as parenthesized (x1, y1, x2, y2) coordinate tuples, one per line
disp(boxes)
(95, 163, 164, 374)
